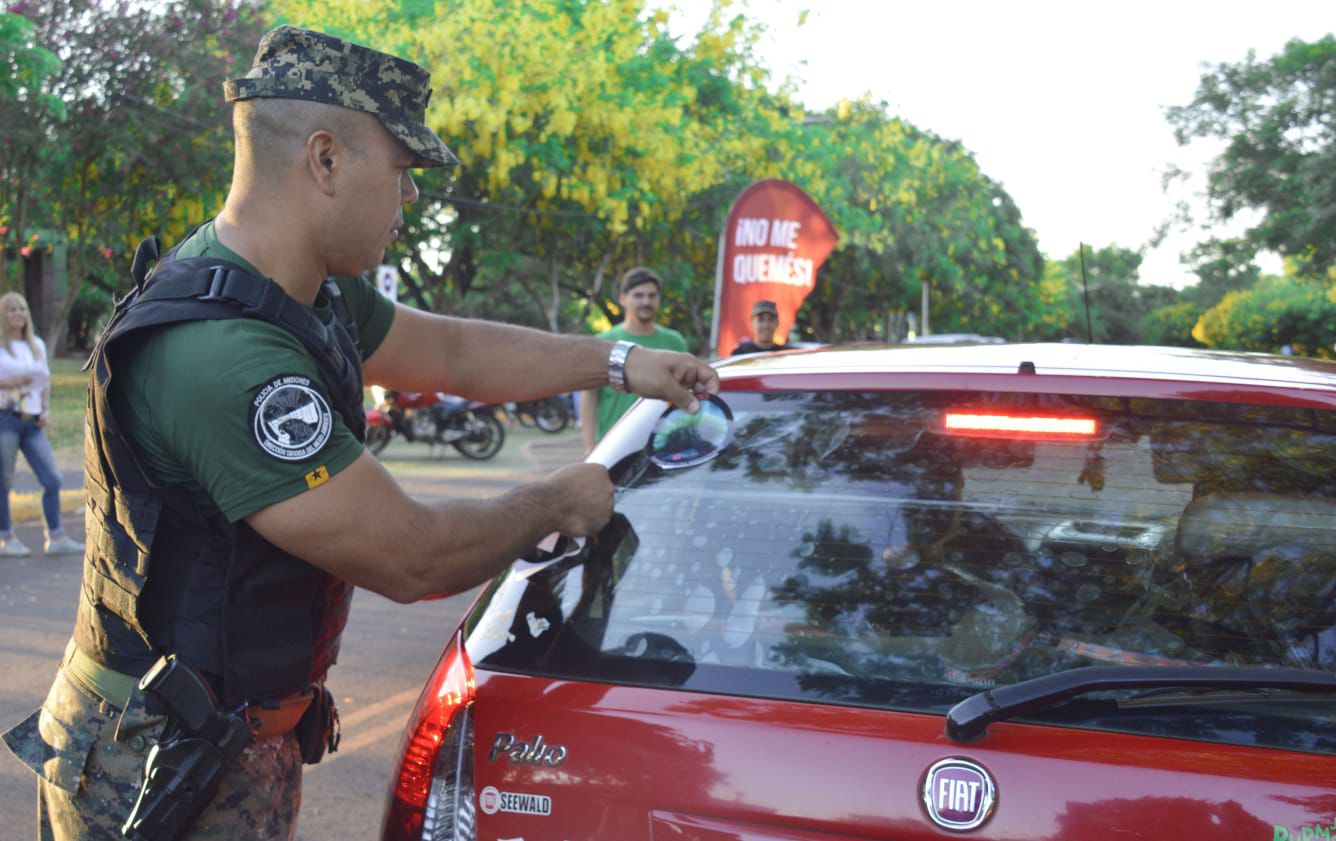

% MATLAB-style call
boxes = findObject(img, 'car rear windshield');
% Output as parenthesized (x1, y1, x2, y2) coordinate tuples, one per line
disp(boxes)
(465, 390, 1336, 753)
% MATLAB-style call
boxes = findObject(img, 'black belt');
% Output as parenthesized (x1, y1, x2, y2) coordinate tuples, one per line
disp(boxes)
(1, 408, 41, 422)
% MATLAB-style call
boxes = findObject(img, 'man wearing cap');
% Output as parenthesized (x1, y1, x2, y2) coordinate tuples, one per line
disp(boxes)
(581, 266, 689, 452)
(1, 25, 717, 840)
(730, 299, 788, 356)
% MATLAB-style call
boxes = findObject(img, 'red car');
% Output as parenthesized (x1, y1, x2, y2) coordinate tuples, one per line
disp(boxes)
(380, 343, 1336, 841)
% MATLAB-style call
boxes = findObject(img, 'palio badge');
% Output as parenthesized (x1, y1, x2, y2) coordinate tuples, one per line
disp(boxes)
(488, 732, 568, 767)
(921, 757, 997, 832)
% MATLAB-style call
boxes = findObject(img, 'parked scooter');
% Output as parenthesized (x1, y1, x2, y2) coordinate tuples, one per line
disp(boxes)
(365, 389, 505, 460)
(503, 394, 571, 434)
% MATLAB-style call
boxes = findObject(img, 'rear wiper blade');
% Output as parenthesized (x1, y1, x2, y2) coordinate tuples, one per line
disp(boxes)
(945, 666, 1336, 743)
(1116, 686, 1335, 708)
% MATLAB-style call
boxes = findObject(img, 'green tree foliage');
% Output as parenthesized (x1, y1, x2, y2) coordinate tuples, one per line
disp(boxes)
(1139, 301, 1206, 348)
(1167, 35, 1336, 278)
(0, 9, 64, 284)
(1182, 236, 1262, 310)
(0, 10, 56, 100)
(273, 0, 1049, 350)
(1, 0, 266, 347)
(782, 102, 1044, 343)
(276, 0, 791, 345)
(1194, 274, 1336, 358)
(1042, 244, 1179, 345)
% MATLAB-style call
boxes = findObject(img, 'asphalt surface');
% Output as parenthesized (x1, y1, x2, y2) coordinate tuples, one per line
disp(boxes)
(0, 423, 586, 839)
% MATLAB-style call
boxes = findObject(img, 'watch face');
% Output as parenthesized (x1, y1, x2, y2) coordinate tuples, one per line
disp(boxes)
(648, 395, 733, 469)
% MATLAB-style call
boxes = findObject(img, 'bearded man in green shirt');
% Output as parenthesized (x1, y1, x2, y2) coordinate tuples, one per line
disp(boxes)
(580, 267, 689, 452)
(2, 25, 717, 841)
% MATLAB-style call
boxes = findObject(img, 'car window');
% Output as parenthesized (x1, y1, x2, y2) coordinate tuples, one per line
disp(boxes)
(465, 390, 1336, 753)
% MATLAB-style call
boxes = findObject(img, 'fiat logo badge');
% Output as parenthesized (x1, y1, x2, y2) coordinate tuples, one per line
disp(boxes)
(921, 757, 997, 832)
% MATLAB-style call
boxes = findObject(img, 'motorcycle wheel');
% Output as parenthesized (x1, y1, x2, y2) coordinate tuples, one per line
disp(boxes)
(365, 423, 392, 455)
(534, 398, 570, 434)
(452, 412, 505, 460)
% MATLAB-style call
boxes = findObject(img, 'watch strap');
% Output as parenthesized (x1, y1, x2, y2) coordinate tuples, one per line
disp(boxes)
(608, 340, 635, 393)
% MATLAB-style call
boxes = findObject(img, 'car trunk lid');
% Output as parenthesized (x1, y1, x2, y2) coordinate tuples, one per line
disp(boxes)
(470, 672, 1335, 840)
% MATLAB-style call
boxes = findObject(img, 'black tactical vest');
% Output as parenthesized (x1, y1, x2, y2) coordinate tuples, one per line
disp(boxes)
(75, 237, 367, 705)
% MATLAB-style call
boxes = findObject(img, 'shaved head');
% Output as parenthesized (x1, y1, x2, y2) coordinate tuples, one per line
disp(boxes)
(218, 93, 420, 285)
(232, 98, 373, 181)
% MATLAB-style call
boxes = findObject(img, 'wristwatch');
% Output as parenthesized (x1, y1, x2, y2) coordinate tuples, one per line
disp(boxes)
(608, 340, 635, 393)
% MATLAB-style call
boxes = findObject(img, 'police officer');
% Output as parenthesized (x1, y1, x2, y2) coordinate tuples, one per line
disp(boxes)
(1, 25, 717, 840)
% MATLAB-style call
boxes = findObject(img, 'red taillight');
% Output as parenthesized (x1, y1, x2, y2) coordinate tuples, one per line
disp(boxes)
(941, 411, 1099, 439)
(380, 634, 476, 841)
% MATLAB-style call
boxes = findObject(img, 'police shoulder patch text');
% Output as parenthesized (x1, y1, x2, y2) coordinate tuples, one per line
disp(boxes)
(250, 374, 334, 461)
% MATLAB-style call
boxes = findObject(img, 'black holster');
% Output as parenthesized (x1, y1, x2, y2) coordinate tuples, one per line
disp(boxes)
(294, 684, 340, 765)
(121, 655, 252, 841)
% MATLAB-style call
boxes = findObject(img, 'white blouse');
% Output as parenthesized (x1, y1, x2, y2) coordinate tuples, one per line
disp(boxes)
(0, 338, 50, 415)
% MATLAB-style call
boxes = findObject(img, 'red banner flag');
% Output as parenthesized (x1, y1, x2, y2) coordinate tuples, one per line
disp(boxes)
(710, 179, 838, 359)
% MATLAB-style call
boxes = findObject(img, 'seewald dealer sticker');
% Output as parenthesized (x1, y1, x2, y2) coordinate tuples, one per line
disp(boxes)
(479, 786, 553, 816)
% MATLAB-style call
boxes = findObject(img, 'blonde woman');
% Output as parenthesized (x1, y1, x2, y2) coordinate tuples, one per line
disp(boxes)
(0, 292, 81, 556)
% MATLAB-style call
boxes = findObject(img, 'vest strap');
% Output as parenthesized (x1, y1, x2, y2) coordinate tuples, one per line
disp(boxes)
(79, 235, 363, 704)
(118, 256, 365, 441)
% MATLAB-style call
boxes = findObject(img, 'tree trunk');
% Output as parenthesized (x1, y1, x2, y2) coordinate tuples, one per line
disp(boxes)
(572, 250, 613, 333)
(8, 183, 29, 291)
(817, 280, 847, 343)
(45, 247, 83, 354)
(920, 277, 930, 336)
(44, 211, 93, 354)
(545, 254, 561, 333)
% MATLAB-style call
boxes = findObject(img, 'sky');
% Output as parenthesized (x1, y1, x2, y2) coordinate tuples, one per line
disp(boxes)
(671, 0, 1333, 289)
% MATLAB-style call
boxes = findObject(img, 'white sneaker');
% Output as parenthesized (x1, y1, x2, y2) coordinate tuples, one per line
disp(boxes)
(44, 535, 83, 556)
(0, 537, 32, 557)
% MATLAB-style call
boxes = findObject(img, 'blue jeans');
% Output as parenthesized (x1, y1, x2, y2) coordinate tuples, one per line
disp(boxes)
(0, 411, 63, 536)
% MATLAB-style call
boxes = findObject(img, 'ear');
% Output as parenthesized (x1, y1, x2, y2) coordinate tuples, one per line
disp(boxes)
(305, 130, 340, 197)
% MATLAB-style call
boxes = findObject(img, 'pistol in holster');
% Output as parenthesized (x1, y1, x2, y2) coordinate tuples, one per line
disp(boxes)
(121, 655, 252, 841)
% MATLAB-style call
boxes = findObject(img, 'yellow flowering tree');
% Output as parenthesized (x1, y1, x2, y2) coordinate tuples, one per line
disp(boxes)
(275, 0, 792, 339)
(274, 0, 1059, 346)
(1194, 273, 1336, 357)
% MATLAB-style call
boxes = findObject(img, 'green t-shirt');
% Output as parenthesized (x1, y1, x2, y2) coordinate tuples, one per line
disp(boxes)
(592, 322, 688, 441)
(109, 221, 396, 522)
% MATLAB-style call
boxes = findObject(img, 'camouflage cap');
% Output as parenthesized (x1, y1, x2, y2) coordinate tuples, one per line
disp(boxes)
(223, 25, 457, 168)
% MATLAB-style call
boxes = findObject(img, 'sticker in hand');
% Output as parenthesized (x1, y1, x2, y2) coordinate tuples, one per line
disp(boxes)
(648, 394, 733, 469)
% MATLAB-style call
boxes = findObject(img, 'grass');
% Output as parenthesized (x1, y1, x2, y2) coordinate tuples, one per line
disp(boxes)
(10, 489, 84, 523)
(47, 354, 88, 452)
(8, 354, 87, 524)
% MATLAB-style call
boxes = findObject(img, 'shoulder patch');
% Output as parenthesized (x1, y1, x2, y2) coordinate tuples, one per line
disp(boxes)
(250, 374, 334, 461)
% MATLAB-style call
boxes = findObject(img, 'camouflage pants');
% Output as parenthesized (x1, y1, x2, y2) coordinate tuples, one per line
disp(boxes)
(4, 666, 302, 840)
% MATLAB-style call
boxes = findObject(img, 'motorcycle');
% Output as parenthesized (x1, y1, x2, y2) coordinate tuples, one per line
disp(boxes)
(365, 389, 505, 460)
(503, 394, 572, 434)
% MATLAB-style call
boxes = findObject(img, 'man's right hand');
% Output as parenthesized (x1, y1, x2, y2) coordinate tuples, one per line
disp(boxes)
(541, 462, 614, 537)
(622, 346, 719, 414)
(248, 453, 618, 603)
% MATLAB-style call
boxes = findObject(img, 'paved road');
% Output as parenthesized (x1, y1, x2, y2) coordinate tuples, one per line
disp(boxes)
(0, 425, 585, 839)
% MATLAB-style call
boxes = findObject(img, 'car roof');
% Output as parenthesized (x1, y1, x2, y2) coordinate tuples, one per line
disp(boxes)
(713, 342, 1336, 406)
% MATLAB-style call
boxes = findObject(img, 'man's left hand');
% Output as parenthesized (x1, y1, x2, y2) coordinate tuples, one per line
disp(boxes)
(624, 348, 719, 413)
